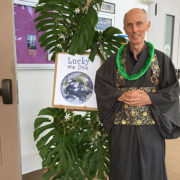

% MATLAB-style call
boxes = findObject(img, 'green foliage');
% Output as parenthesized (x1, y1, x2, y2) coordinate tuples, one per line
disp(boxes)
(34, 0, 126, 61)
(34, 1, 126, 179)
(34, 108, 109, 180)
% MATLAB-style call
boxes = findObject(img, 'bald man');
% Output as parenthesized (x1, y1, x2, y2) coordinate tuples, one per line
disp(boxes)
(95, 8, 180, 180)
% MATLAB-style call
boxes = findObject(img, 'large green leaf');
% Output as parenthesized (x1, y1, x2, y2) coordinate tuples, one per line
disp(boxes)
(34, 108, 110, 179)
(39, 35, 58, 48)
(87, 7, 98, 27)
(39, 136, 59, 159)
(77, 22, 87, 54)
(84, 20, 95, 47)
(35, 4, 70, 14)
(44, 41, 58, 51)
(34, 12, 61, 22)
(89, 43, 99, 61)
(36, 129, 56, 150)
(38, 24, 57, 32)
(103, 26, 122, 37)
(34, 117, 51, 129)
(38, 107, 59, 116)
(69, 33, 79, 54)
(35, 19, 55, 30)
(34, 123, 54, 140)
(38, 30, 59, 42)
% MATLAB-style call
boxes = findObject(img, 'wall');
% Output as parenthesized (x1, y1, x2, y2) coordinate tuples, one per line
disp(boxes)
(17, 0, 148, 174)
(113, 0, 148, 32)
(18, 69, 54, 173)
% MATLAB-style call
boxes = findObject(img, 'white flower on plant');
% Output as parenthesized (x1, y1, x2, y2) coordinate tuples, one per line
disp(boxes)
(59, 34, 65, 40)
(57, 44, 62, 49)
(86, 112, 91, 117)
(74, 8, 80, 14)
(94, 148, 98, 152)
(66, 19, 71, 24)
(56, 18, 62, 22)
(64, 113, 71, 121)
(91, 137, 95, 142)
(103, 145, 107, 149)
(96, 132, 101, 136)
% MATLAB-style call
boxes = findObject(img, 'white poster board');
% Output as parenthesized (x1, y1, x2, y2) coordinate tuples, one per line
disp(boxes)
(52, 53, 101, 111)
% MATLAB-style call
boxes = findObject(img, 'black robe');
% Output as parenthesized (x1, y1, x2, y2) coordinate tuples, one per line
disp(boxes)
(95, 43, 180, 180)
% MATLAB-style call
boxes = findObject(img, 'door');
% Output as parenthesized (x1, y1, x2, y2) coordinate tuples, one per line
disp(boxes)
(148, 1, 180, 180)
(148, 0, 180, 68)
(0, 1, 21, 180)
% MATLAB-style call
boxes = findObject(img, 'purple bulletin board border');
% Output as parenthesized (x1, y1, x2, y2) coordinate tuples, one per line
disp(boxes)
(14, 4, 55, 69)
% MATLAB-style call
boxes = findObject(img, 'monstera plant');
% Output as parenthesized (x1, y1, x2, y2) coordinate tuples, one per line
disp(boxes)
(34, 0, 126, 179)
(34, 0, 126, 61)
(34, 108, 109, 180)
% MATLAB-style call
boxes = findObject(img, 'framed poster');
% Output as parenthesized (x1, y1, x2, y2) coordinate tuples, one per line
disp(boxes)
(97, 13, 115, 31)
(100, 2, 115, 14)
(14, 4, 54, 69)
(52, 53, 101, 111)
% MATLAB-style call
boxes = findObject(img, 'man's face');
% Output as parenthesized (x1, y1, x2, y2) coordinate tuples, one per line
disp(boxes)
(124, 9, 151, 46)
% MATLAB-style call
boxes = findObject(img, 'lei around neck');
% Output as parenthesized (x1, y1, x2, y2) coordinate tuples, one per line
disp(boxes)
(116, 41, 154, 80)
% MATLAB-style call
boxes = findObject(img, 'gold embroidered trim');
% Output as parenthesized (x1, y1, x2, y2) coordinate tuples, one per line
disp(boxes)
(114, 87, 156, 126)
(150, 54, 160, 85)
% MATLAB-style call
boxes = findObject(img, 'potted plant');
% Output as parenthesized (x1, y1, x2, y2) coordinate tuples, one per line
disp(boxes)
(34, 0, 126, 179)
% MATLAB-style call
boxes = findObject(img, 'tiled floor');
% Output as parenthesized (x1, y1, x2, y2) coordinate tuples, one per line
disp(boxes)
(166, 138, 180, 180)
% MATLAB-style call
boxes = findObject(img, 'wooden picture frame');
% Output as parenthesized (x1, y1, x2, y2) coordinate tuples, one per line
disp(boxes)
(52, 53, 101, 111)
(100, 2, 115, 14)
(97, 13, 115, 31)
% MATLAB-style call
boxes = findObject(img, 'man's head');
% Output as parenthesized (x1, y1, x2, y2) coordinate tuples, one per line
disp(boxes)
(123, 8, 151, 47)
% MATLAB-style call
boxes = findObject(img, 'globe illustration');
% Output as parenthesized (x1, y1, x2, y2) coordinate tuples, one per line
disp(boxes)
(61, 71, 93, 104)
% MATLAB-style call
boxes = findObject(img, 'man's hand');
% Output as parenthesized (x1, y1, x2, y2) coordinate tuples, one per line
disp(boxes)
(117, 90, 152, 106)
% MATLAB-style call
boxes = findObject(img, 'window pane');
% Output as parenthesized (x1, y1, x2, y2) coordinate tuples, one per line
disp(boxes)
(164, 15, 174, 58)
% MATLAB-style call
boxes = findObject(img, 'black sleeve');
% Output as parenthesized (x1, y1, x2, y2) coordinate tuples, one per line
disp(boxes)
(95, 54, 122, 132)
(148, 50, 180, 139)
(148, 51, 179, 105)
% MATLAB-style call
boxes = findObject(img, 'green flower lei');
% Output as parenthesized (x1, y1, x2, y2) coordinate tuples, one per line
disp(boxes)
(116, 41, 154, 80)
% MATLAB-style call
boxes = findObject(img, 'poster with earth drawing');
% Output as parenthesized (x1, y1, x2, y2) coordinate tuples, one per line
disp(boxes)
(52, 53, 101, 111)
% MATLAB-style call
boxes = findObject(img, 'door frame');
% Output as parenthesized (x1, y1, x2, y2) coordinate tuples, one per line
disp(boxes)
(0, 1, 21, 179)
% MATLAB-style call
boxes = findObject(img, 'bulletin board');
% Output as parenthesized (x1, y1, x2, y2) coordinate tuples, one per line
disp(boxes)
(14, 4, 54, 68)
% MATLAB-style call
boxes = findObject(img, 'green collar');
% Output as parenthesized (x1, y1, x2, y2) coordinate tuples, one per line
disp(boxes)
(116, 41, 154, 80)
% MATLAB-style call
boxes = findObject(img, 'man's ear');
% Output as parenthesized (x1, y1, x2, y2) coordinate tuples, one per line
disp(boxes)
(147, 21, 151, 32)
